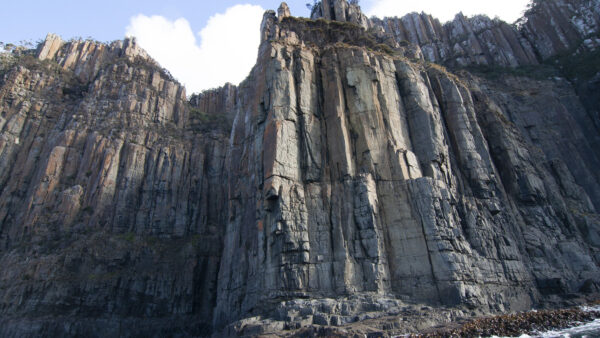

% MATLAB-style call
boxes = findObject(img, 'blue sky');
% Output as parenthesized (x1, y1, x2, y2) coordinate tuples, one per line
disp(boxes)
(0, 1, 310, 45)
(1, 0, 529, 94)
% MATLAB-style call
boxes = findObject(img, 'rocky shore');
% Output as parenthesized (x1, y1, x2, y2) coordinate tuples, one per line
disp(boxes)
(421, 306, 600, 337)
(256, 299, 600, 337)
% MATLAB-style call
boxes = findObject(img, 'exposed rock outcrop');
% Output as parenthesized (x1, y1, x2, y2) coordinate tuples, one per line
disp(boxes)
(0, 0, 599, 336)
(370, 13, 540, 67)
(213, 8, 600, 331)
(520, 0, 600, 59)
(0, 35, 228, 335)
(361, 0, 600, 67)
(310, 0, 370, 29)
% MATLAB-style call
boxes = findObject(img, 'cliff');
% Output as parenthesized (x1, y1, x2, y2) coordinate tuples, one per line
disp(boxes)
(320, 0, 599, 67)
(0, 34, 228, 335)
(0, 0, 599, 336)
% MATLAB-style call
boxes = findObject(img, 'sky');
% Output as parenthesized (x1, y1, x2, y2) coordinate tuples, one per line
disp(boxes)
(1, 0, 530, 94)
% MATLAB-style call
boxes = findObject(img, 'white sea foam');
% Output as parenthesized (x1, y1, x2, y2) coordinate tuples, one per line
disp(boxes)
(489, 306, 600, 338)
(532, 318, 600, 337)
(581, 305, 600, 313)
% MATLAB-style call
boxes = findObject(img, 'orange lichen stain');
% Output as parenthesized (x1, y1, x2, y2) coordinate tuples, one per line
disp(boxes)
(257, 220, 264, 231)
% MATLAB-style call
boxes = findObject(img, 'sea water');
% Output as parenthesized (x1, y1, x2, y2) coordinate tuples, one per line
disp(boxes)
(529, 318, 600, 337)
(497, 306, 600, 338)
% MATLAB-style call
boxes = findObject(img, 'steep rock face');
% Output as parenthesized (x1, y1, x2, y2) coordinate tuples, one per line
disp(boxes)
(0, 0, 599, 336)
(310, 0, 370, 29)
(213, 6, 600, 329)
(0, 35, 228, 335)
(371, 13, 540, 67)
(520, 0, 600, 59)
(189, 82, 237, 120)
(359, 0, 600, 68)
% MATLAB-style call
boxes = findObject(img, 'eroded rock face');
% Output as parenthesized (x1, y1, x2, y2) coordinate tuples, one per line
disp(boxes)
(0, 0, 599, 336)
(520, 0, 600, 59)
(0, 35, 228, 335)
(370, 13, 540, 67)
(310, 0, 370, 29)
(212, 9, 600, 330)
(363, 0, 600, 67)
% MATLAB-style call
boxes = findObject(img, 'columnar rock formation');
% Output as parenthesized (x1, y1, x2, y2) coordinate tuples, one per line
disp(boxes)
(367, 0, 599, 67)
(370, 13, 541, 67)
(310, 0, 370, 29)
(520, 0, 600, 59)
(0, 0, 599, 336)
(0, 34, 228, 335)
(214, 4, 600, 329)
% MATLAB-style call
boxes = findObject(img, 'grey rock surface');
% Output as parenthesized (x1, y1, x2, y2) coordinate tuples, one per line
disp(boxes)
(310, 0, 370, 29)
(0, 35, 228, 335)
(0, 0, 599, 336)
(216, 0, 600, 330)
(520, 0, 600, 59)
(361, 0, 600, 67)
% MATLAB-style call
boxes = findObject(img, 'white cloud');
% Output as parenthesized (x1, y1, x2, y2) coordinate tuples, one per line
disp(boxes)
(363, 0, 530, 23)
(125, 4, 265, 94)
